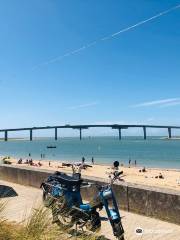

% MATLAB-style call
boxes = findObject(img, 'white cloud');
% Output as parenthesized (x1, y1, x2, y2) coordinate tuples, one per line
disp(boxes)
(68, 102, 99, 110)
(132, 98, 180, 108)
(160, 100, 180, 107)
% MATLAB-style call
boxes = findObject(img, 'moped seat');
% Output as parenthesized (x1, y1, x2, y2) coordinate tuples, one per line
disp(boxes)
(53, 172, 83, 187)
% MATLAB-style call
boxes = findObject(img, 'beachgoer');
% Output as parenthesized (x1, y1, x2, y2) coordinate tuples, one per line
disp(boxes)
(38, 161, 42, 167)
(28, 153, 31, 157)
(49, 161, 51, 167)
(29, 159, 33, 166)
(135, 160, 137, 167)
(113, 161, 120, 170)
(139, 167, 147, 173)
(128, 158, 131, 168)
(92, 157, 94, 164)
(106, 161, 124, 180)
(17, 158, 22, 164)
(82, 157, 85, 164)
(158, 173, 164, 179)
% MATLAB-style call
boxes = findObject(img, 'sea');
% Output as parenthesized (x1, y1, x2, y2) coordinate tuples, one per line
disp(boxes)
(0, 137, 180, 169)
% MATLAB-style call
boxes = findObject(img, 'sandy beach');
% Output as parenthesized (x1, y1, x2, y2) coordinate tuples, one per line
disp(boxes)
(4, 157, 180, 192)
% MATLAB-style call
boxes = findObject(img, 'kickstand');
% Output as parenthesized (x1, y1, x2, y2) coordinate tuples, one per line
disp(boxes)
(75, 223, 84, 239)
(80, 226, 84, 234)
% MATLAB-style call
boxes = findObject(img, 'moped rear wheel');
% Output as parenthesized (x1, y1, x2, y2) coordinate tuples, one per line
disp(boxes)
(42, 191, 54, 207)
(56, 213, 74, 228)
(52, 196, 74, 229)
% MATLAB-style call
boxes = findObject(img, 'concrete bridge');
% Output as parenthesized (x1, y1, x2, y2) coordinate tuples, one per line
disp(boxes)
(1, 124, 180, 141)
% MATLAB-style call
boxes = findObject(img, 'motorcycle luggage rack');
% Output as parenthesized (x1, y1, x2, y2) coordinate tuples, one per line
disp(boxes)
(47, 173, 83, 187)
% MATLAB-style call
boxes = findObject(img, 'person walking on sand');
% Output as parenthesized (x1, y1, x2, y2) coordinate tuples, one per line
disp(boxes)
(128, 158, 131, 168)
(49, 161, 51, 167)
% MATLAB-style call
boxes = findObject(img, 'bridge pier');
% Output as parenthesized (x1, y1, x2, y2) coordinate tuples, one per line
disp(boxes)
(118, 128, 122, 140)
(168, 127, 172, 139)
(30, 129, 33, 141)
(73, 126, 88, 140)
(143, 126, 147, 140)
(79, 128, 82, 140)
(55, 127, 58, 140)
(4, 131, 8, 141)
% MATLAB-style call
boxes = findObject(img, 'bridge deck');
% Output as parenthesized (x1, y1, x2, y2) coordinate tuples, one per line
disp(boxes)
(0, 124, 180, 132)
(1, 124, 180, 141)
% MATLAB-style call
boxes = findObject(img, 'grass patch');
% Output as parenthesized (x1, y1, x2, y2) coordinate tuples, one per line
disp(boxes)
(0, 200, 104, 240)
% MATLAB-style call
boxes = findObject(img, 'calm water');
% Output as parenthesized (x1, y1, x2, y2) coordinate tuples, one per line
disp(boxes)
(0, 137, 180, 169)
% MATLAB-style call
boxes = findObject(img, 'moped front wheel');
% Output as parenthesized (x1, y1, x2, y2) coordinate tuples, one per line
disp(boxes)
(117, 235, 124, 240)
(113, 222, 124, 240)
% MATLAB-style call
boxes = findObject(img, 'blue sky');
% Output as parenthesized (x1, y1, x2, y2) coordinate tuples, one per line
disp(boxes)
(0, 0, 180, 137)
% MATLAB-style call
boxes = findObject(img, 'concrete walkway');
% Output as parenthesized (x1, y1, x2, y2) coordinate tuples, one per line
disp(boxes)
(0, 180, 179, 240)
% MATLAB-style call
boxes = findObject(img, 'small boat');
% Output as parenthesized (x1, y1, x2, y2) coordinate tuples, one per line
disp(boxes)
(47, 145, 57, 149)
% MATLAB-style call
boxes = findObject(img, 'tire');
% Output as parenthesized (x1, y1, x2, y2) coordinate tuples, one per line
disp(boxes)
(117, 235, 125, 240)
(54, 213, 74, 229)
(52, 196, 74, 229)
(86, 211, 101, 232)
(113, 221, 124, 240)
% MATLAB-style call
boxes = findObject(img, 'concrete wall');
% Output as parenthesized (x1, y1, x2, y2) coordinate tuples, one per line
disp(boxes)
(0, 164, 179, 225)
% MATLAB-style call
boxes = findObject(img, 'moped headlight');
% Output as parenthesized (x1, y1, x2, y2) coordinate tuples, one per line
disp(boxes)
(102, 189, 112, 200)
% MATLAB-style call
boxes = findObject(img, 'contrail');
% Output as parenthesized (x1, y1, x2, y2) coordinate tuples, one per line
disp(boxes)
(34, 4, 180, 69)
(111, 4, 180, 38)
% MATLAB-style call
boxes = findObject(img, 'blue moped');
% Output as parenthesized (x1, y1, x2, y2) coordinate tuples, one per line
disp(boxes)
(41, 162, 124, 239)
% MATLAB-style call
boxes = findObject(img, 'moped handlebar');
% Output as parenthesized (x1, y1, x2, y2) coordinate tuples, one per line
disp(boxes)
(114, 170, 123, 177)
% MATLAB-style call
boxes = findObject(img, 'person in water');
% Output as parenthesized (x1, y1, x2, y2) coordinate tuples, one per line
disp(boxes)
(91, 157, 94, 164)
(82, 157, 85, 164)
